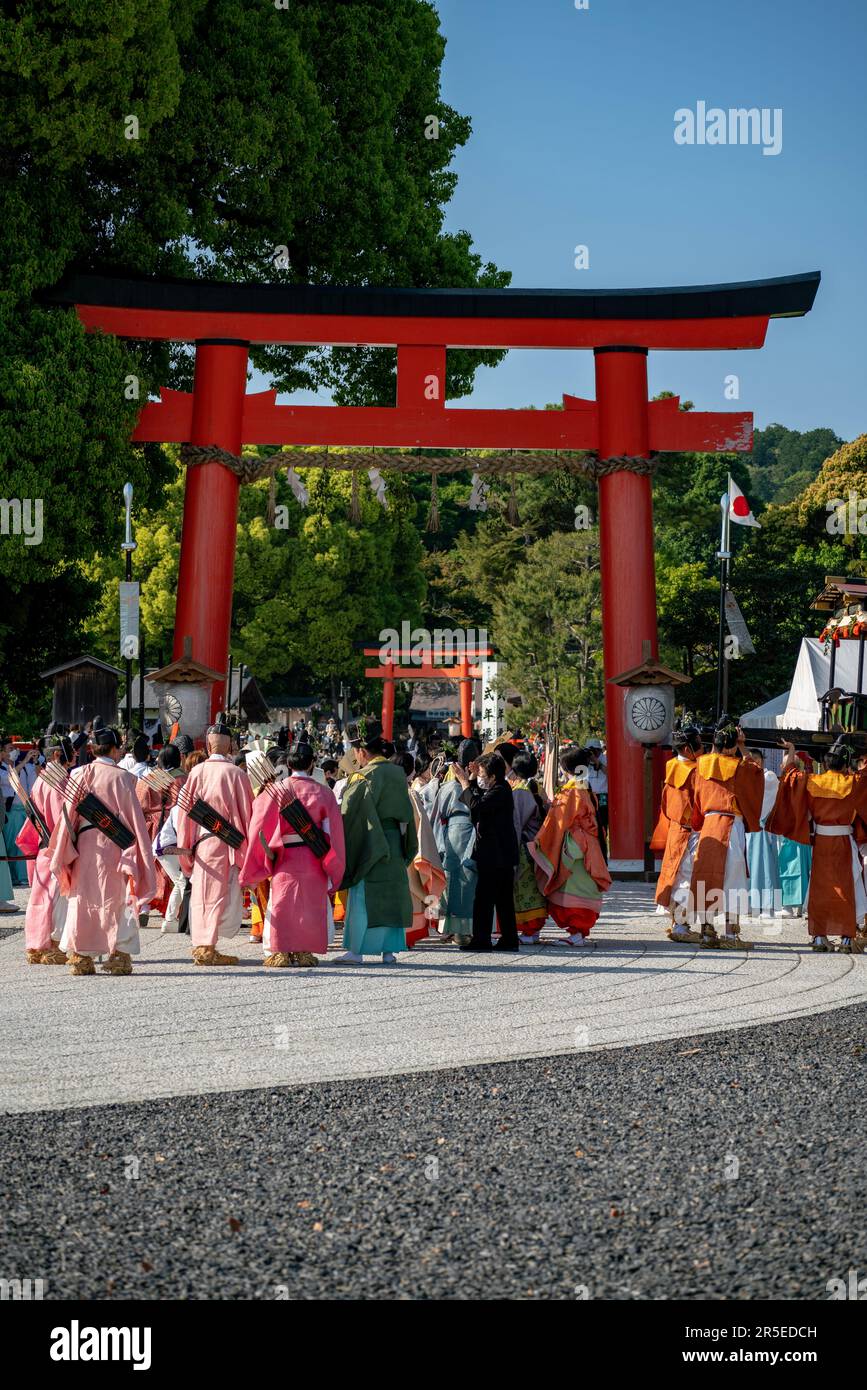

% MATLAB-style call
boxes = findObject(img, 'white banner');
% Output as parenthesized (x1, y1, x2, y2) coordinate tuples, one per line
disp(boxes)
(478, 661, 505, 745)
(119, 581, 140, 660)
(724, 588, 756, 656)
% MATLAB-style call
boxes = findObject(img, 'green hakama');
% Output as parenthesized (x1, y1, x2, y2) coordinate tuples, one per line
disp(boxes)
(340, 757, 418, 955)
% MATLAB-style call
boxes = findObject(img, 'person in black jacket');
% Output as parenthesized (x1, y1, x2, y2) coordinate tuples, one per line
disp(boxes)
(453, 751, 520, 952)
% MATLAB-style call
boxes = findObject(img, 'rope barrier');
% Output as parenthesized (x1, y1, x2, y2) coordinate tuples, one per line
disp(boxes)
(180, 443, 661, 481)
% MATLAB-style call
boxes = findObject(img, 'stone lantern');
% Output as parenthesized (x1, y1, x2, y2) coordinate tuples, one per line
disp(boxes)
(145, 637, 225, 744)
(608, 641, 691, 875)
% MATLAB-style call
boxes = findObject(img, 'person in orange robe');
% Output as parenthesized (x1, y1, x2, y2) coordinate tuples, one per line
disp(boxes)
(652, 725, 703, 943)
(528, 748, 611, 944)
(688, 720, 764, 950)
(766, 738, 867, 953)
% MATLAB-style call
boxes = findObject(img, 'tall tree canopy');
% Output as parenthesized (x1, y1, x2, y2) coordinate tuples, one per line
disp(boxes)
(0, 0, 507, 724)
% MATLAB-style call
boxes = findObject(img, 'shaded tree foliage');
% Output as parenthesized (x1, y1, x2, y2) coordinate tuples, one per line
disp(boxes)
(0, 0, 507, 725)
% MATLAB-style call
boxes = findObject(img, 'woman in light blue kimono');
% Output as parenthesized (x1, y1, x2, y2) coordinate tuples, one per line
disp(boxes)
(432, 739, 480, 946)
(0, 801, 17, 911)
(746, 752, 781, 917)
(777, 839, 812, 915)
(776, 750, 812, 915)
(2, 743, 32, 888)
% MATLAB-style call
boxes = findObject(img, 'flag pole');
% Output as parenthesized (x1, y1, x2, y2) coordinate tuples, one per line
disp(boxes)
(715, 479, 732, 720)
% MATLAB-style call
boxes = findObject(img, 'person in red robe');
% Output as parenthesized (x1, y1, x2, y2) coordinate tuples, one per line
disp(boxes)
(689, 720, 764, 950)
(767, 738, 867, 952)
(136, 743, 187, 924)
(652, 725, 703, 943)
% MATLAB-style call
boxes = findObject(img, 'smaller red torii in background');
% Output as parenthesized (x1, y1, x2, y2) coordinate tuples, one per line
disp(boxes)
(362, 646, 492, 741)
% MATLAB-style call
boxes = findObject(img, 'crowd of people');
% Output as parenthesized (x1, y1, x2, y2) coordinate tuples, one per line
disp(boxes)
(653, 717, 867, 953)
(1, 716, 612, 976)
(7, 707, 863, 977)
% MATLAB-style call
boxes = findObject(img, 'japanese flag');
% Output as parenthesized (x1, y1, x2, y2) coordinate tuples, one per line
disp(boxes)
(728, 475, 761, 528)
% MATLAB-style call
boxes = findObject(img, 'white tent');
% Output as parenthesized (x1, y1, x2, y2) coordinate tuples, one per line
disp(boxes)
(781, 637, 866, 730)
(741, 691, 789, 729)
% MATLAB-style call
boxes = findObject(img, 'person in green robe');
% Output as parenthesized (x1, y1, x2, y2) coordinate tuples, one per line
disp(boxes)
(336, 721, 419, 965)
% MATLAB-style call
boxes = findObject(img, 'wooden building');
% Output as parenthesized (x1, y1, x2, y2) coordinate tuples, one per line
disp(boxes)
(40, 655, 122, 728)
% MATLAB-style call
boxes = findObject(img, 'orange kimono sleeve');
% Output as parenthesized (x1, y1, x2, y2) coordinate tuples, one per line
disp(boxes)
(734, 758, 765, 833)
(649, 784, 672, 854)
(765, 766, 810, 844)
(852, 771, 867, 828)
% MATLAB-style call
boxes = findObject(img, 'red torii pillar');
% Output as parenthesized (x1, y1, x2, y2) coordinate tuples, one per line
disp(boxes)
(173, 339, 249, 716)
(595, 347, 657, 874)
(381, 659, 396, 739)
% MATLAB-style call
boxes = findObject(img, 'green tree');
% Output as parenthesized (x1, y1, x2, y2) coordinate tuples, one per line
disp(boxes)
(81, 456, 426, 710)
(749, 424, 843, 504)
(0, 0, 508, 728)
(492, 530, 603, 741)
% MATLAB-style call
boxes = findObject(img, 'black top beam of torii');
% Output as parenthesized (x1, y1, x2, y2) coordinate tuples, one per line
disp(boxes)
(42, 269, 820, 348)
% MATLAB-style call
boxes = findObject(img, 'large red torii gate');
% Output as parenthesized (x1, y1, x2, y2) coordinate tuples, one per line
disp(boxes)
(47, 270, 819, 874)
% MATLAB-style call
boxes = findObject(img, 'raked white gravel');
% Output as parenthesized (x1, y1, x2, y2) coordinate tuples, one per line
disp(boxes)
(2, 882, 865, 1114)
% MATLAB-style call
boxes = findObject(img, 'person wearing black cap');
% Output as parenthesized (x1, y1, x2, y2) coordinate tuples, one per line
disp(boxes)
(176, 715, 253, 966)
(21, 734, 75, 963)
(50, 726, 157, 976)
(120, 732, 152, 780)
(335, 720, 418, 965)
(69, 729, 91, 767)
(689, 720, 764, 951)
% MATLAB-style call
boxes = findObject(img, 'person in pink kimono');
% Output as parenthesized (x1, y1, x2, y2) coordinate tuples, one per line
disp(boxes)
(176, 719, 253, 966)
(18, 733, 75, 965)
(240, 741, 345, 967)
(51, 726, 157, 976)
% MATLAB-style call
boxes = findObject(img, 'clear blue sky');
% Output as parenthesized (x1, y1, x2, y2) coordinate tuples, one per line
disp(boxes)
(271, 0, 865, 442)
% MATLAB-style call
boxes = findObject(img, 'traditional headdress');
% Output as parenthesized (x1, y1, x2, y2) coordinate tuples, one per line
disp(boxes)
(93, 726, 122, 751)
(826, 737, 855, 769)
(44, 732, 74, 763)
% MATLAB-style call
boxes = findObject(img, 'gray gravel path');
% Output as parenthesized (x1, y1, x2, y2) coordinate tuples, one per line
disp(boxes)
(2, 1004, 865, 1301)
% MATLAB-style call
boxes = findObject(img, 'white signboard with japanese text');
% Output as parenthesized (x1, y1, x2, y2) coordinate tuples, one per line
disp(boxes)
(478, 660, 506, 745)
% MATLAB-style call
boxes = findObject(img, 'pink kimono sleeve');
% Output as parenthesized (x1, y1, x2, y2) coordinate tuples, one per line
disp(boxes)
(49, 808, 79, 896)
(239, 793, 277, 889)
(230, 772, 254, 868)
(122, 786, 158, 910)
(321, 787, 346, 889)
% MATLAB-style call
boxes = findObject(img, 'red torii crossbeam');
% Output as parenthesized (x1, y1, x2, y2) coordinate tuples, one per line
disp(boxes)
(46, 271, 819, 875)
